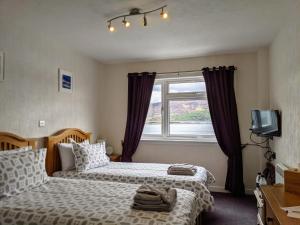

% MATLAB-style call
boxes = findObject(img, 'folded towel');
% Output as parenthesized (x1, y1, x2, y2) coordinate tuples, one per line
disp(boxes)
(167, 163, 197, 176)
(134, 198, 163, 205)
(132, 185, 177, 212)
(134, 192, 162, 201)
(136, 185, 177, 204)
(132, 202, 175, 212)
(169, 163, 195, 169)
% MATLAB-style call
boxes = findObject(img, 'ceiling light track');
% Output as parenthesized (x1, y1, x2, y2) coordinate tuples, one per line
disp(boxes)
(107, 5, 168, 32)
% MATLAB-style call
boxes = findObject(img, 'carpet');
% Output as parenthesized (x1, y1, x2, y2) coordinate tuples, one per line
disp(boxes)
(202, 192, 257, 225)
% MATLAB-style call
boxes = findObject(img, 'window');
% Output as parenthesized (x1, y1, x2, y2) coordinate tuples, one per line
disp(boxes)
(142, 74, 215, 142)
(143, 84, 162, 135)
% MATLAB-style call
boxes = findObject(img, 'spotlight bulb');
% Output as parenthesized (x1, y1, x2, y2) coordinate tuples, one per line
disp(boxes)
(108, 23, 115, 32)
(122, 18, 130, 28)
(109, 26, 115, 32)
(160, 9, 168, 19)
(162, 12, 168, 19)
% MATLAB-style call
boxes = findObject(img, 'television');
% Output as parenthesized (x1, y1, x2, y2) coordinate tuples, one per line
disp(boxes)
(250, 110, 281, 137)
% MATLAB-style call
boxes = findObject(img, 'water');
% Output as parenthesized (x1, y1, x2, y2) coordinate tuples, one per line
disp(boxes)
(143, 123, 215, 136)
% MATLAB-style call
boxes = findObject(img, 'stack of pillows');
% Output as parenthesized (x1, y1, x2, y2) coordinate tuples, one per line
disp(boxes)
(58, 139, 110, 172)
(0, 147, 48, 198)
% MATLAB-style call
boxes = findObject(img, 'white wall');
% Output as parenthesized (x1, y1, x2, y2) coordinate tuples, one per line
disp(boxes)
(269, 2, 300, 168)
(0, 5, 104, 141)
(102, 51, 269, 192)
(0, 0, 272, 192)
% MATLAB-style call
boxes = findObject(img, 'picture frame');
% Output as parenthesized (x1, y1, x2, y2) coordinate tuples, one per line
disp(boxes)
(58, 68, 73, 93)
(0, 52, 4, 82)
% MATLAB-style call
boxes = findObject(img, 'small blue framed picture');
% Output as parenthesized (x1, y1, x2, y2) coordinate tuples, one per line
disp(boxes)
(59, 69, 73, 93)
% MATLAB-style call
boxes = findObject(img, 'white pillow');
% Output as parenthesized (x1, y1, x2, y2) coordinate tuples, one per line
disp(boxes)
(0, 146, 32, 155)
(0, 148, 48, 197)
(70, 140, 109, 172)
(58, 140, 89, 171)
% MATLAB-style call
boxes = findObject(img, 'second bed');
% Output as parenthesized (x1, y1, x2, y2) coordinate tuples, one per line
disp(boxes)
(47, 128, 215, 212)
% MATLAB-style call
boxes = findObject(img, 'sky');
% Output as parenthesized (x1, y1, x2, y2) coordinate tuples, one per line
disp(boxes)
(150, 82, 206, 103)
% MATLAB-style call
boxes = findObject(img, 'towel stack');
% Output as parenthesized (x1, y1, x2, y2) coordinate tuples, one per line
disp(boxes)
(132, 185, 177, 212)
(167, 163, 197, 176)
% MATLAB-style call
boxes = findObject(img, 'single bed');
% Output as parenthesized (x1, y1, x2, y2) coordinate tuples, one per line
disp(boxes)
(0, 131, 202, 225)
(47, 128, 215, 212)
(0, 132, 37, 150)
(0, 178, 200, 225)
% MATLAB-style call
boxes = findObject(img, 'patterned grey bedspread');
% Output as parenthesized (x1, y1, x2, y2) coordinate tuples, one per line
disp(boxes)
(53, 162, 215, 211)
(0, 178, 200, 225)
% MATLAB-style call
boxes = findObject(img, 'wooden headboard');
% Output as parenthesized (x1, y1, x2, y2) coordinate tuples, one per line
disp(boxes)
(46, 128, 91, 176)
(0, 132, 37, 151)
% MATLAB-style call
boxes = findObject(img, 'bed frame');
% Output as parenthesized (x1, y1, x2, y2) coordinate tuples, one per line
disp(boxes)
(0, 132, 37, 150)
(46, 128, 91, 176)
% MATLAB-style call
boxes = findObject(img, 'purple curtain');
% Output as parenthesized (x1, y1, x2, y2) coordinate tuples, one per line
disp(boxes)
(202, 66, 245, 196)
(121, 72, 156, 162)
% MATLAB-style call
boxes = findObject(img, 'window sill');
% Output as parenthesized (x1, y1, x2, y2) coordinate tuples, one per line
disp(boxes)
(140, 137, 217, 144)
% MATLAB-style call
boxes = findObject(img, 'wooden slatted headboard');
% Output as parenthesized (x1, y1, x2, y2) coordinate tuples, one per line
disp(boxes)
(47, 128, 91, 176)
(0, 132, 37, 151)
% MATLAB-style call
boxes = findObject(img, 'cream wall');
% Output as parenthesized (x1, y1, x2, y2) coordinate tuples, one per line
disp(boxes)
(0, 9, 104, 141)
(0, 0, 272, 192)
(269, 3, 300, 168)
(102, 51, 269, 192)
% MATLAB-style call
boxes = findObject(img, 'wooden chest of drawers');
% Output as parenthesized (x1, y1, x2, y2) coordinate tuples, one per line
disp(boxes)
(261, 185, 300, 225)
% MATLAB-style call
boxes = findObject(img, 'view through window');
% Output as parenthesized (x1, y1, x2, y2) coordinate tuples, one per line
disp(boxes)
(143, 75, 215, 140)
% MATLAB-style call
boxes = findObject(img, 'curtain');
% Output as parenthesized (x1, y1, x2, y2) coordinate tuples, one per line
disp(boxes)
(202, 66, 245, 196)
(121, 72, 156, 162)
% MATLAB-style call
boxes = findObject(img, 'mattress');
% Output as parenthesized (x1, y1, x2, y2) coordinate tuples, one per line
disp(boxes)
(0, 177, 200, 225)
(53, 162, 215, 212)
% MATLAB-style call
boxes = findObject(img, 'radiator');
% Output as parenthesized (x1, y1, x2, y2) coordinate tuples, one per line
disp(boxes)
(275, 163, 288, 184)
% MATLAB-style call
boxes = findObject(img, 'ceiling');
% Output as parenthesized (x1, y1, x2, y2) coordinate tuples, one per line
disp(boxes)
(0, 0, 298, 63)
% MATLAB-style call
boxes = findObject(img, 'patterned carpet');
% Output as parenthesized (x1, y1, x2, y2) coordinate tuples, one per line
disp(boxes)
(202, 192, 257, 225)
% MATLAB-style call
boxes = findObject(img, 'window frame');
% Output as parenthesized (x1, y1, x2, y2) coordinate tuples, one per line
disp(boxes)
(142, 75, 216, 142)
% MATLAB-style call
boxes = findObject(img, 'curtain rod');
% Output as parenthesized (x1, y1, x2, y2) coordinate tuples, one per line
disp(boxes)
(128, 66, 237, 76)
(156, 66, 237, 75)
(157, 69, 202, 75)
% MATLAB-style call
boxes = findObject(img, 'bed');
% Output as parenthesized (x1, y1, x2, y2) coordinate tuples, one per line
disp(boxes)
(47, 128, 215, 212)
(0, 178, 200, 225)
(0, 131, 202, 225)
(0, 132, 37, 150)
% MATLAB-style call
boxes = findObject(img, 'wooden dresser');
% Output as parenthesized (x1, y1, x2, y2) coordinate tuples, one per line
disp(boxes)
(261, 184, 300, 225)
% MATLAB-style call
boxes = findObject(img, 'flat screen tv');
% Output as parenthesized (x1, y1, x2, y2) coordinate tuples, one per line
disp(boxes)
(250, 110, 281, 137)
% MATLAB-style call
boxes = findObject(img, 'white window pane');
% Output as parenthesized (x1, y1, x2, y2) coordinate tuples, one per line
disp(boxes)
(143, 124, 161, 135)
(169, 82, 206, 93)
(143, 84, 162, 135)
(169, 100, 214, 136)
